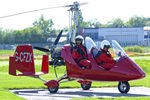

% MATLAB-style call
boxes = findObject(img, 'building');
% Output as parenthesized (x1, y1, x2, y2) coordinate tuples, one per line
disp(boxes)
(144, 27, 150, 46)
(83, 27, 150, 46)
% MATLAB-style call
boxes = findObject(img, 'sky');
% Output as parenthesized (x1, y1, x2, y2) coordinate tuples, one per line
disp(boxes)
(0, 0, 150, 30)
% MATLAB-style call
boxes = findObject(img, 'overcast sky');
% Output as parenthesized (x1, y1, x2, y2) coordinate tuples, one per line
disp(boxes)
(0, 0, 150, 30)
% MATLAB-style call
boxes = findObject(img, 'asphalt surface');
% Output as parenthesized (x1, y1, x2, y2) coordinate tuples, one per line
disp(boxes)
(11, 87, 150, 100)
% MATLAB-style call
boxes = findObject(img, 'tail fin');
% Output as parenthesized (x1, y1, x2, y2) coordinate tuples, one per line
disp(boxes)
(9, 44, 49, 76)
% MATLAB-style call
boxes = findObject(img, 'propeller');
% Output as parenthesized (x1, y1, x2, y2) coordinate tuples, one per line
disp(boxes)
(53, 30, 63, 46)
(34, 30, 63, 53)
(0, 2, 88, 19)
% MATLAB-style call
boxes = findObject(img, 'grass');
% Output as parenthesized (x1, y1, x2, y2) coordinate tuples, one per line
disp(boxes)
(0, 49, 45, 61)
(0, 49, 44, 55)
(0, 89, 25, 100)
(0, 49, 150, 100)
(0, 50, 15, 55)
(124, 46, 150, 53)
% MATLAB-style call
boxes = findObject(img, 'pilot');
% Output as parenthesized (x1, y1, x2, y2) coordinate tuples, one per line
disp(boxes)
(95, 40, 115, 70)
(72, 35, 91, 69)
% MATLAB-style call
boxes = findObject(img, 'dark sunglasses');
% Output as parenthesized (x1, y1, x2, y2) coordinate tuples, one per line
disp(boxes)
(104, 45, 110, 49)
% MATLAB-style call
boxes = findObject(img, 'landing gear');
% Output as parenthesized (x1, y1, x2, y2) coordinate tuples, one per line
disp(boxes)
(45, 74, 68, 94)
(45, 80, 59, 93)
(78, 80, 92, 90)
(118, 81, 130, 94)
(81, 83, 91, 90)
(48, 85, 59, 93)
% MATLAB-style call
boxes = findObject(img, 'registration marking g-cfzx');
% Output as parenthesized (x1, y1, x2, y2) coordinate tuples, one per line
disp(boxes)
(15, 52, 32, 63)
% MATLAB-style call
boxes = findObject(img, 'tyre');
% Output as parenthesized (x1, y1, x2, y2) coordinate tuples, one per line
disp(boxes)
(118, 81, 130, 94)
(81, 83, 91, 90)
(48, 85, 59, 93)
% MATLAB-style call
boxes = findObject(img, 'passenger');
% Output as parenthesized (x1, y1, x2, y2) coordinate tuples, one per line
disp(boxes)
(72, 35, 91, 69)
(95, 40, 115, 70)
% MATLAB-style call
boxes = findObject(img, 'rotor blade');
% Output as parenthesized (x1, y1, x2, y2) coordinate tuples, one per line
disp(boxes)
(0, 2, 88, 19)
(64, 2, 88, 7)
(34, 47, 50, 52)
(79, 2, 88, 6)
(0, 5, 66, 19)
(53, 30, 63, 46)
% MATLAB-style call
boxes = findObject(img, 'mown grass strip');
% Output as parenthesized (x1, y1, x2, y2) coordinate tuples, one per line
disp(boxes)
(0, 89, 25, 100)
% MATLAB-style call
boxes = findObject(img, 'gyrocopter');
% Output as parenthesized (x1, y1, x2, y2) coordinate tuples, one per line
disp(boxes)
(7, 1, 145, 94)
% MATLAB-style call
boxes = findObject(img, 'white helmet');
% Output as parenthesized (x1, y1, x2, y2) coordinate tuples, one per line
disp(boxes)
(101, 40, 111, 49)
(75, 35, 84, 44)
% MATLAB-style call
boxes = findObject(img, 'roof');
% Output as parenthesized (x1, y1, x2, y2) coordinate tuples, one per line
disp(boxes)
(144, 27, 150, 31)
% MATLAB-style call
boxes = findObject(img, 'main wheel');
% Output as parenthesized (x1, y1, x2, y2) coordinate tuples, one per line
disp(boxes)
(81, 83, 91, 90)
(48, 86, 59, 93)
(118, 81, 130, 94)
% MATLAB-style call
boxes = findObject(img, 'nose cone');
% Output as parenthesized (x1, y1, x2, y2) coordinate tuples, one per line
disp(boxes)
(129, 58, 146, 79)
(135, 67, 145, 79)
(136, 66, 145, 79)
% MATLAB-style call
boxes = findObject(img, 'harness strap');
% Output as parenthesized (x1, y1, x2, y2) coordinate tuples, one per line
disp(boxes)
(74, 46, 87, 58)
(97, 61, 104, 65)
(95, 50, 103, 59)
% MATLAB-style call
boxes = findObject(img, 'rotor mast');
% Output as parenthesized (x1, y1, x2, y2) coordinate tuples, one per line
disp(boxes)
(68, 1, 80, 43)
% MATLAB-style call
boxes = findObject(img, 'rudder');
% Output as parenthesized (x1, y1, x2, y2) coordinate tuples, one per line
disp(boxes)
(9, 44, 35, 76)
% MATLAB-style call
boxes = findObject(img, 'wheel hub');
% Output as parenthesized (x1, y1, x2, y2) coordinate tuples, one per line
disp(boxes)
(120, 83, 127, 91)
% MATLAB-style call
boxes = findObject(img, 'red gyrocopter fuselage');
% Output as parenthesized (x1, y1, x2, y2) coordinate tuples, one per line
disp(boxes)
(62, 45, 145, 82)
(9, 38, 145, 94)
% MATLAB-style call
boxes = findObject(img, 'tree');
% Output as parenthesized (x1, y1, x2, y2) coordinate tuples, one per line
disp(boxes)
(145, 17, 150, 26)
(107, 18, 125, 28)
(23, 27, 43, 43)
(0, 28, 4, 44)
(126, 16, 147, 27)
(33, 15, 54, 34)
(3, 29, 14, 44)
(80, 19, 101, 28)
(14, 30, 24, 43)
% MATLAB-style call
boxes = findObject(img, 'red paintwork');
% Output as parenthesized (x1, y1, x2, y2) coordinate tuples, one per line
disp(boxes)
(44, 80, 59, 88)
(9, 44, 49, 76)
(41, 55, 49, 73)
(78, 80, 91, 85)
(9, 56, 16, 76)
(61, 45, 145, 82)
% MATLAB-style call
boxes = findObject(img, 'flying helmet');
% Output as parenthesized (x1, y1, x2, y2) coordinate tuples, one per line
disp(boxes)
(101, 40, 111, 49)
(75, 35, 84, 44)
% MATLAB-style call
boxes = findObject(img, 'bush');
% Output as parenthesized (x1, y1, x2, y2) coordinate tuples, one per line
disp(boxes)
(125, 46, 144, 53)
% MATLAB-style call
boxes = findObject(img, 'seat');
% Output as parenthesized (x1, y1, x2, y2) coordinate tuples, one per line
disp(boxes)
(91, 47, 99, 59)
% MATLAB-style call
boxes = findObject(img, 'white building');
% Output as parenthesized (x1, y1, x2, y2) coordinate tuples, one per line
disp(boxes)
(144, 27, 150, 46)
(84, 27, 150, 46)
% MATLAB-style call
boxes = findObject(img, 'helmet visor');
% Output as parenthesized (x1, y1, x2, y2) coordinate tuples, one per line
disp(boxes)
(104, 45, 110, 49)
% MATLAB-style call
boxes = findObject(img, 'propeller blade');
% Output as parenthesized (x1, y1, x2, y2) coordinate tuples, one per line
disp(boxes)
(53, 30, 63, 46)
(34, 47, 50, 52)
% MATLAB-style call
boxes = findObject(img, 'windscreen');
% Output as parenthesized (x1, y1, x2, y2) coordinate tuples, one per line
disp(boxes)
(85, 37, 97, 51)
(112, 40, 128, 57)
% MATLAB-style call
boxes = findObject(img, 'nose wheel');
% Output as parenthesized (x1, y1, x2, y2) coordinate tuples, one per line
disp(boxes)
(48, 86, 59, 93)
(118, 81, 130, 94)
(81, 83, 91, 90)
